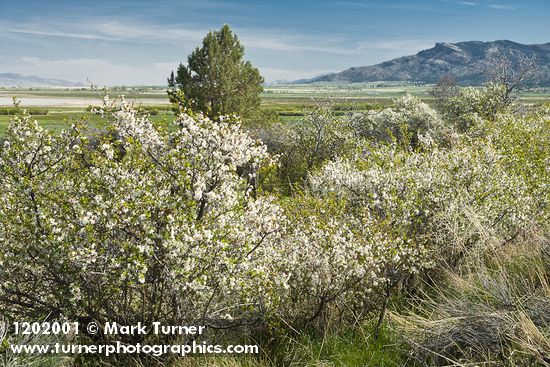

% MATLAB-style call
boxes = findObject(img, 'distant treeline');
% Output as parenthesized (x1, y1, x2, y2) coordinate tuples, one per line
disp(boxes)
(0, 107, 48, 115)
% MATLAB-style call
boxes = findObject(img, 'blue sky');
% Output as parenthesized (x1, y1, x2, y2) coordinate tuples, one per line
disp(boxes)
(1, 0, 548, 85)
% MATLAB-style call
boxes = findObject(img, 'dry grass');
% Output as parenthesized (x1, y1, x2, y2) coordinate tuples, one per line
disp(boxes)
(391, 228, 550, 366)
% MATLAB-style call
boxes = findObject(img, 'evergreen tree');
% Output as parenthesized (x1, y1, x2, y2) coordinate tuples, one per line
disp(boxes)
(168, 25, 264, 120)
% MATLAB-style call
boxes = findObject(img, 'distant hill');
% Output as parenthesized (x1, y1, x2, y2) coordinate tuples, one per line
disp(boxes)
(301, 40, 550, 86)
(0, 73, 85, 88)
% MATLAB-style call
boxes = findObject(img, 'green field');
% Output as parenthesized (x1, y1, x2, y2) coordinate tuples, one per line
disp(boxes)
(0, 107, 176, 136)
(1, 84, 549, 136)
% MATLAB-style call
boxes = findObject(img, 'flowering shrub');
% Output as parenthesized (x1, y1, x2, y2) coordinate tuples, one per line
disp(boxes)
(0, 100, 287, 334)
(0, 94, 547, 351)
(274, 196, 380, 326)
(439, 83, 510, 131)
(296, 102, 354, 170)
(350, 94, 449, 148)
(309, 134, 542, 269)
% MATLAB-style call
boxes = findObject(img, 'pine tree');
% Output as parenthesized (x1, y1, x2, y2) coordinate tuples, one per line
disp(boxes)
(168, 25, 264, 120)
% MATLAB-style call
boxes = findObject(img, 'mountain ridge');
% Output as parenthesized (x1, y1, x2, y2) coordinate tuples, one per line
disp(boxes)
(0, 73, 85, 88)
(299, 40, 550, 86)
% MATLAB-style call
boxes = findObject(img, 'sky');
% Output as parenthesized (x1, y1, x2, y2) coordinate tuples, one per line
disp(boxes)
(0, 0, 549, 85)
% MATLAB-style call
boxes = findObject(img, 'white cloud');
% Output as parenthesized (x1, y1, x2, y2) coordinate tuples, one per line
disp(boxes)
(259, 67, 336, 82)
(488, 4, 516, 10)
(241, 35, 356, 54)
(0, 22, 110, 40)
(95, 21, 207, 42)
(9, 57, 338, 85)
(94, 21, 356, 54)
(354, 39, 438, 62)
(440, 0, 479, 6)
(0, 20, 202, 43)
(441, 0, 516, 10)
(0, 19, 357, 55)
(11, 57, 178, 85)
(333, 1, 450, 12)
